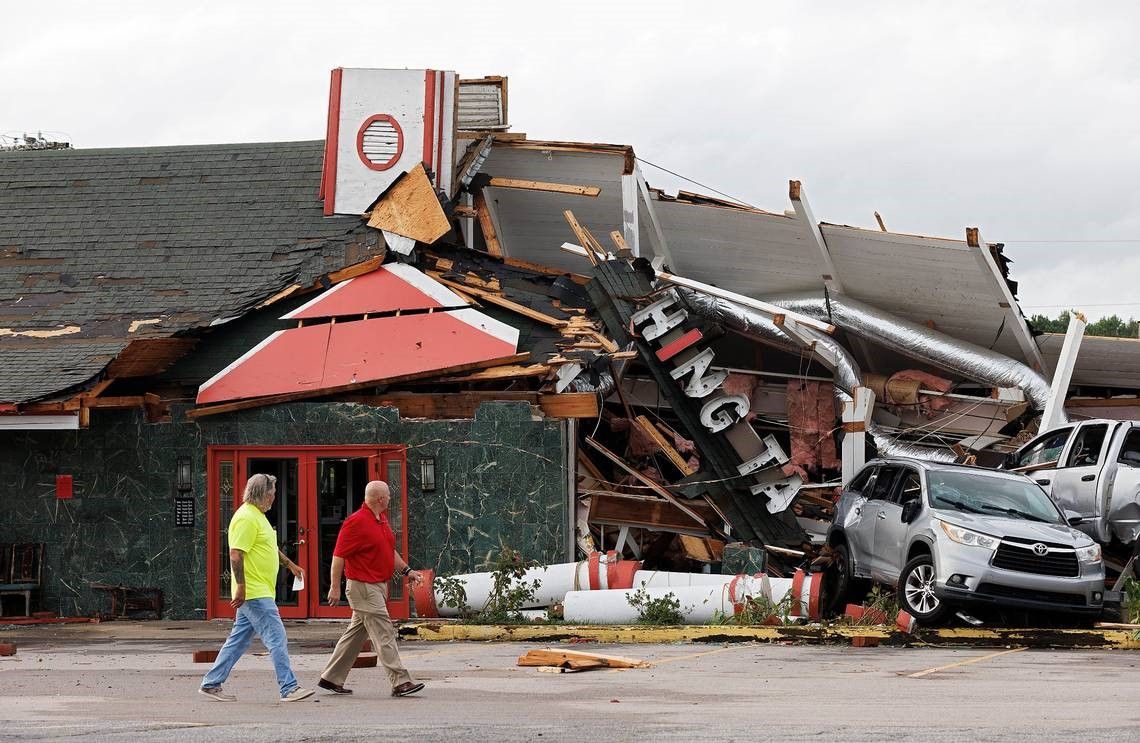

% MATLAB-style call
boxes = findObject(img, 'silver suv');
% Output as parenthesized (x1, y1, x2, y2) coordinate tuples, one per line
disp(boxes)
(827, 458, 1105, 623)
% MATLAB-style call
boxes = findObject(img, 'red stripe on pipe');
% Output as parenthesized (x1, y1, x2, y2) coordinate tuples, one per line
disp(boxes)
(807, 572, 822, 620)
(727, 574, 742, 605)
(413, 568, 438, 618)
(422, 70, 437, 170)
(790, 569, 805, 617)
(656, 328, 703, 362)
(588, 551, 600, 591)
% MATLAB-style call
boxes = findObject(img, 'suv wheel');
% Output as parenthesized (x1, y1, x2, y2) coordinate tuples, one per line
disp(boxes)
(898, 554, 949, 624)
(824, 542, 868, 614)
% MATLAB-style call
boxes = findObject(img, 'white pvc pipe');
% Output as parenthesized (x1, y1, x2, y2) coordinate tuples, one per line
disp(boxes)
(632, 570, 770, 589)
(414, 552, 641, 618)
(563, 575, 772, 624)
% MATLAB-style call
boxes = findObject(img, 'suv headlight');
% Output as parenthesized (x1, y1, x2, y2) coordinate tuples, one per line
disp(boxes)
(1076, 543, 1102, 564)
(938, 520, 999, 550)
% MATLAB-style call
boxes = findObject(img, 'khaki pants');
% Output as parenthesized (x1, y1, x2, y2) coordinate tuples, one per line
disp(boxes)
(322, 579, 413, 689)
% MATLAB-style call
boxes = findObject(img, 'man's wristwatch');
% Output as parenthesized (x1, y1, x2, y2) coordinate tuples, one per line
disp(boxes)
(400, 566, 412, 577)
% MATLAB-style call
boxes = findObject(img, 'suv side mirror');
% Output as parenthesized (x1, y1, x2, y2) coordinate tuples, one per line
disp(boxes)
(901, 500, 922, 524)
(1064, 509, 1085, 527)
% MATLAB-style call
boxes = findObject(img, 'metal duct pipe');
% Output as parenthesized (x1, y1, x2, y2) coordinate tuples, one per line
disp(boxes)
(772, 293, 1053, 414)
(680, 289, 957, 461)
(567, 370, 615, 396)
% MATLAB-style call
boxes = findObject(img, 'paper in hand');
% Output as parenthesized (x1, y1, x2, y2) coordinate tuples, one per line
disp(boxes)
(292, 574, 304, 592)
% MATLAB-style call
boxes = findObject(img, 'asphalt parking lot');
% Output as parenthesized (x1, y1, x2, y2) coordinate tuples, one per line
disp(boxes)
(3, 623, 1140, 742)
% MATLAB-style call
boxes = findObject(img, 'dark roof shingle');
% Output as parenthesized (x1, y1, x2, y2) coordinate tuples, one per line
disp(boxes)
(0, 140, 380, 403)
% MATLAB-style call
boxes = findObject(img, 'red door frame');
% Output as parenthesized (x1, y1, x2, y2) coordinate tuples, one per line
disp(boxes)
(206, 444, 409, 620)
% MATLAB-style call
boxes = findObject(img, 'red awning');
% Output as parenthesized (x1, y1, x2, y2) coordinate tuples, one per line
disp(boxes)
(196, 267, 519, 406)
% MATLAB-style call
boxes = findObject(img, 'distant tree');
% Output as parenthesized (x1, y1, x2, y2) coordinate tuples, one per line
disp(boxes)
(1086, 314, 1139, 338)
(1028, 310, 1139, 338)
(1028, 311, 1071, 334)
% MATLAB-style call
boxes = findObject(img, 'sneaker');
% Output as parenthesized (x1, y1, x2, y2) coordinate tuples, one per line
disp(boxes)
(199, 686, 236, 702)
(391, 681, 424, 697)
(281, 686, 315, 703)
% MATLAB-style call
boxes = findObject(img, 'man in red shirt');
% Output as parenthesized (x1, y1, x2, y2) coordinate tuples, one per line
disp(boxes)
(318, 480, 425, 697)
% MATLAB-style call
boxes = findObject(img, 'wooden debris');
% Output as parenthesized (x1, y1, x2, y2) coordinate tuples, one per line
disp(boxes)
(488, 178, 601, 197)
(426, 271, 568, 327)
(585, 436, 708, 528)
(474, 191, 503, 257)
(678, 535, 725, 563)
(634, 415, 697, 476)
(366, 163, 450, 244)
(562, 210, 608, 262)
(517, 648, 650, 670)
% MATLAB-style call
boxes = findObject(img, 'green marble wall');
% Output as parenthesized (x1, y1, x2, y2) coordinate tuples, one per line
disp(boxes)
(0, 402, 569, 619)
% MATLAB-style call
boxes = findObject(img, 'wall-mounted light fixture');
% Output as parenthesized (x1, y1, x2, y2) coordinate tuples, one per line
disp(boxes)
(420, 458, 436, 492)
(176, 456, 192, 492)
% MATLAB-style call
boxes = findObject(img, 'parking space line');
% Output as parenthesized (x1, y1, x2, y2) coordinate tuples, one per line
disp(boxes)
(908, 646, 1026, 678)
(606, 645, 738, 673)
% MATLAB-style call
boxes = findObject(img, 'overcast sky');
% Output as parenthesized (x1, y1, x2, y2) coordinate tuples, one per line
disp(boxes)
(4, 1, 1139, 323)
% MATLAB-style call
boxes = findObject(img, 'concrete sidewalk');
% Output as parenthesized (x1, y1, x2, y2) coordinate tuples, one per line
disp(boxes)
(3, 631, 1140, 742)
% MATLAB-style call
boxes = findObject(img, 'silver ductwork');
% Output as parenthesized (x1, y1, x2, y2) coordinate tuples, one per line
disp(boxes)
(680, 289, 962, 462)
(773, 293, 1053, 413)
(567, 370, 615, 396)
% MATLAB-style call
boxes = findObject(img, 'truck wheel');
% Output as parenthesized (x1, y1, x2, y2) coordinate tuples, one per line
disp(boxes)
(898, 554, 949, 625)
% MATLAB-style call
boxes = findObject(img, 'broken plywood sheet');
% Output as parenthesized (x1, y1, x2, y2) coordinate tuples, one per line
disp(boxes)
(366, 163, 451, 244)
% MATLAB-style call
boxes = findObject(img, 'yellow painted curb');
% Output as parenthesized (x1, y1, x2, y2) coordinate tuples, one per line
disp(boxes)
(398, 622, 1140, 649)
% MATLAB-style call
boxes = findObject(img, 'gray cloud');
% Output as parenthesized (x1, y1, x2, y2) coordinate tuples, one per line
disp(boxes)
(4, 0, 1138, 322)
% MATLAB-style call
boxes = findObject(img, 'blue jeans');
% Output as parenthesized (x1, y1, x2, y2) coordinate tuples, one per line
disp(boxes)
(201, 598, 298, 697)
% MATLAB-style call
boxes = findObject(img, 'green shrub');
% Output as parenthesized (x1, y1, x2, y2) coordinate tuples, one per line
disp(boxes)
(626, 586, 685, 624)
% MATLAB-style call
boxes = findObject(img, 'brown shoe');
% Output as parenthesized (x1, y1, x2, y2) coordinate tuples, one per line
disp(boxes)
(391, 681, 424, 697)
(318, 678, 353, 695)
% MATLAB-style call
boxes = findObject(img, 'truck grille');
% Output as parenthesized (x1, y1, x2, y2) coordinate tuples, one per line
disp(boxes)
(991, 540, 1079, 577)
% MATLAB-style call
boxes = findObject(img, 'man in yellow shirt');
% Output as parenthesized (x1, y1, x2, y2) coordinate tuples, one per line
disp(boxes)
(199, 473, 313, 702)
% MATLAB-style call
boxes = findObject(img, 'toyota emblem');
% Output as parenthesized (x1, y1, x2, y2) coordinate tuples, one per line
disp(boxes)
(1032, 543, 1048, 556)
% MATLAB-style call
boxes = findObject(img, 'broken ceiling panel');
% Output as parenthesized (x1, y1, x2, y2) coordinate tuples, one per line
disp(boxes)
(1040, 333, 1140, 389)
(476, 143, 653, 270)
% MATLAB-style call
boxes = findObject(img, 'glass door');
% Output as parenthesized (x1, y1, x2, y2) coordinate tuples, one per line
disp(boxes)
(310, 455, 371, 619)
(207, 445, 409, 620)
(242, 456, 306, 618)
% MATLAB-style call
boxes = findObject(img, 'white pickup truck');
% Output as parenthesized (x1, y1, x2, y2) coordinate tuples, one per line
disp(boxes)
(1005, 419, 1140, 550)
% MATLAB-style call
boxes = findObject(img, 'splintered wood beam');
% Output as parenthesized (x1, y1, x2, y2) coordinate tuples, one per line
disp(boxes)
(488, 178, 601, 197)
(426, 272, 568, 328)
(430, 363, 551, 382)
(634, 415, 697, 476)
(328, 256, 384, 284)
(562, 210, 608, 262)
(474, 191, 504, 257)
(585, 436, 707, 529)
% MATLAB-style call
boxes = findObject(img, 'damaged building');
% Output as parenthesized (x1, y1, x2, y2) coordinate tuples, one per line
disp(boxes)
(1, 68, 1137, 621)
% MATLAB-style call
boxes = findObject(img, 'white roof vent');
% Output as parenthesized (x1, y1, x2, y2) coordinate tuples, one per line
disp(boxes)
(357, 115, 403, 170)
